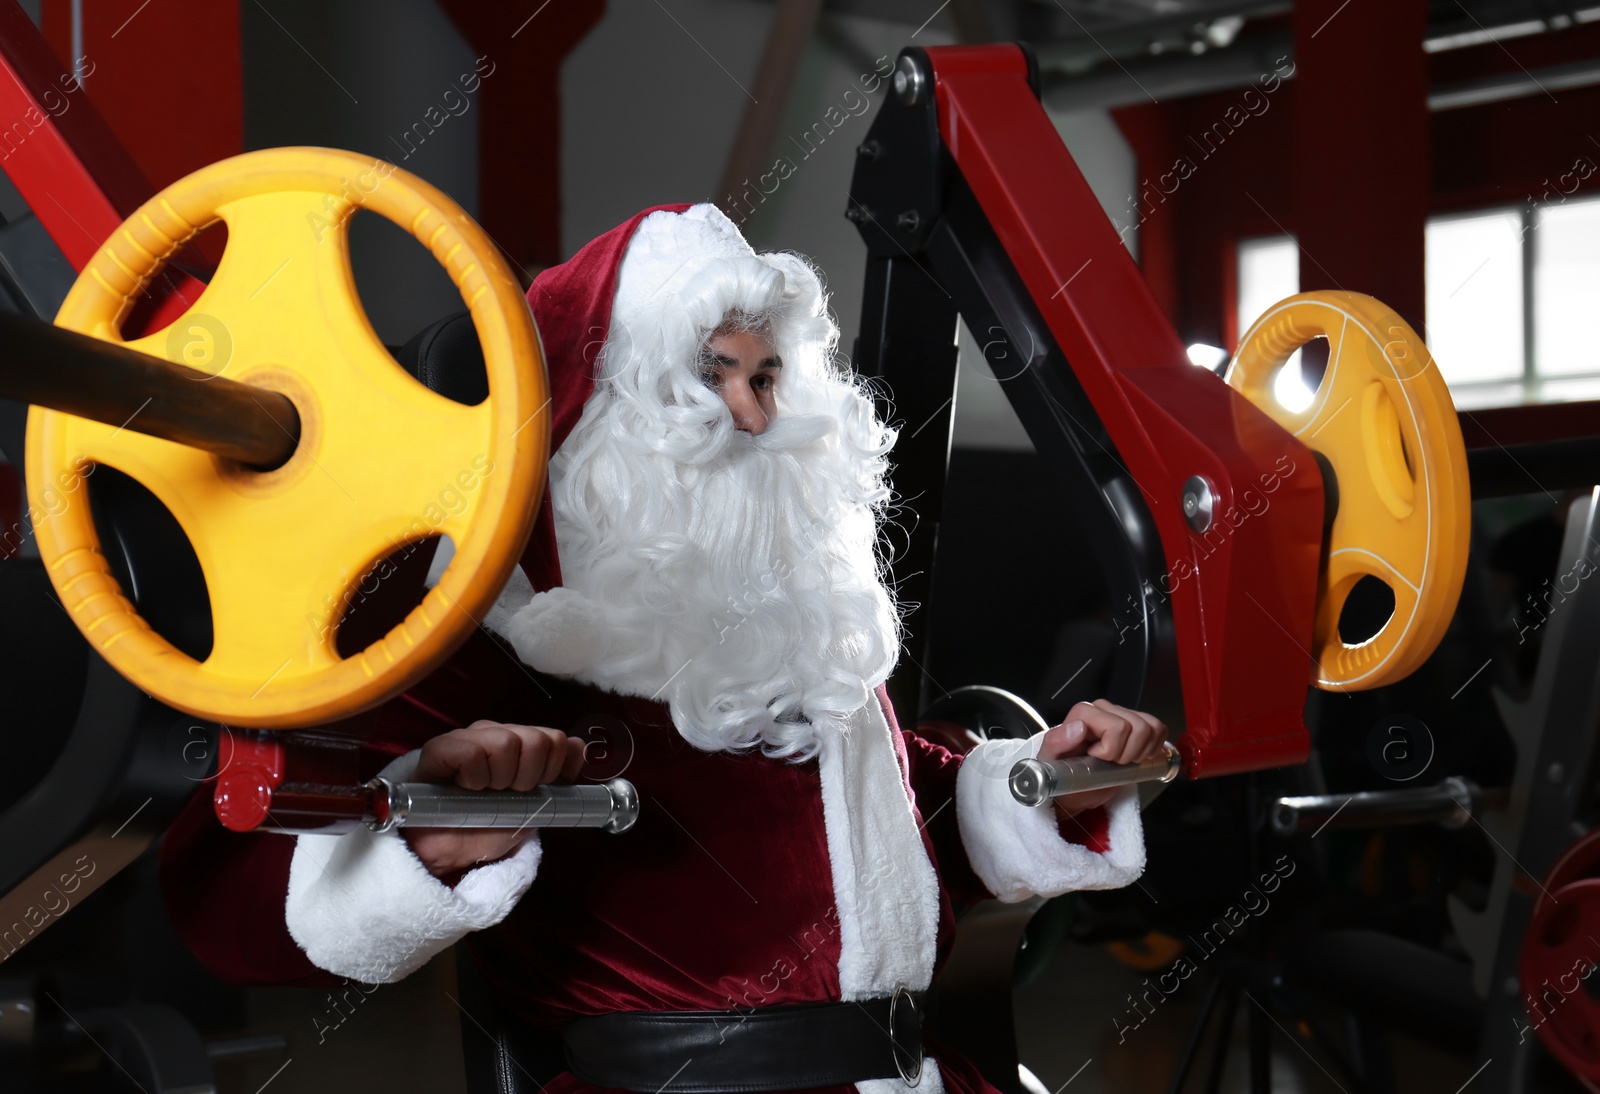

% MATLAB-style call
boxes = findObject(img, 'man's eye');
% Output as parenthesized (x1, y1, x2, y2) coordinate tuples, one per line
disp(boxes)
(752, 374, 774, 392)
(699, 369, 723, 390)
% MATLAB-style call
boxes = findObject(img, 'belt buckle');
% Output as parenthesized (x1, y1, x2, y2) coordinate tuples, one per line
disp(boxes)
(888, 986, 923, 1086)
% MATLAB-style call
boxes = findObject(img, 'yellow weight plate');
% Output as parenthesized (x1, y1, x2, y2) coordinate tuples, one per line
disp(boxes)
(26, 147, 549, 728)
(1226, 292, 1470, 691)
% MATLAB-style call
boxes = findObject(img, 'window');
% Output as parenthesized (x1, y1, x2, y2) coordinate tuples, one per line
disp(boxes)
(1235, 195, 1600, 409)
(1426, 210, 1524, 392)
(1534, 198, 1600, 388)
(1236, 235, 1299, 342)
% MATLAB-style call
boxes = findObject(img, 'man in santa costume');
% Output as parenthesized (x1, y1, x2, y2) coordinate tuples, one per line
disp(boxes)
(160, 203, 1165, 1094)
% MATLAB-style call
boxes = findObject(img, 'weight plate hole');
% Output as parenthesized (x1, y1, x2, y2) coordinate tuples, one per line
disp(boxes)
(334, 534, 450, 658)
(121, 220, 230, 343)
(349, 209, 478, 372)
(1272, 336, 1329, 413)
(88, 464, 213, 660)
(1338, 574, 1394, 646)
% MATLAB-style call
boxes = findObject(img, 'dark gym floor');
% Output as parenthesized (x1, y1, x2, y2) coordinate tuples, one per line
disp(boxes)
(1013, 941, 1479, 1094)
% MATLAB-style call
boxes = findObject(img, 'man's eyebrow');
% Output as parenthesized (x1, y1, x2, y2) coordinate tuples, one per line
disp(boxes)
(701, 353, 782, 370)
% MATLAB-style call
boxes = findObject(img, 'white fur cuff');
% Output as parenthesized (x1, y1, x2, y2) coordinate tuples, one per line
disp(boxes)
(955, 731, 1146, 903)
(498, 586, 606, 675)
(285, 750, 542, 984)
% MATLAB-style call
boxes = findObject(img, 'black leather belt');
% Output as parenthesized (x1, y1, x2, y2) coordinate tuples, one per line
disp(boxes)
(562, 988, 925, 1092)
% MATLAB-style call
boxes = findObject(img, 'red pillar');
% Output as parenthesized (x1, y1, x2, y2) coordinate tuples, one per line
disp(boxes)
(438, 2, 605, 273)
(0, 464, 19, 559)
(1292, 0, 1429, 332)
(40, 0, 241, 191)
(1112, 103, 1182, 327)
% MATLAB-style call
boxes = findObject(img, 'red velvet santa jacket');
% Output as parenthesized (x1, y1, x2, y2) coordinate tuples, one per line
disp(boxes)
(159, 625, 1144, 1094)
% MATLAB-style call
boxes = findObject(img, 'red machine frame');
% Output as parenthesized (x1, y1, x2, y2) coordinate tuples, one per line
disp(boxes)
(937, 45, 1328, 776)
(853, 44, 1323, 778)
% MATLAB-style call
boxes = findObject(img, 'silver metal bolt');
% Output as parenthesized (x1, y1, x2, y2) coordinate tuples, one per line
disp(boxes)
(893, 55, 925, 106)
(1182, 475, 1215, 533)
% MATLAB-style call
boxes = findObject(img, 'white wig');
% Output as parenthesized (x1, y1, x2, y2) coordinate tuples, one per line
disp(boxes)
(506, 205, 901, 760)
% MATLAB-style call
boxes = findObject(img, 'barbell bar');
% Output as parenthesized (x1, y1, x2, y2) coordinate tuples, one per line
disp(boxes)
(0, 310, 298, 468)
(1269, 776, 1504, 836)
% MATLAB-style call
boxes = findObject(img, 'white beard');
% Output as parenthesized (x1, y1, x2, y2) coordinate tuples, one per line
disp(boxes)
(502, 392, 900, 762)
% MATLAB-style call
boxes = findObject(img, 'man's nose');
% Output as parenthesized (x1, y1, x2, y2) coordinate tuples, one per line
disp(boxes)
(724, 383, 768, 435)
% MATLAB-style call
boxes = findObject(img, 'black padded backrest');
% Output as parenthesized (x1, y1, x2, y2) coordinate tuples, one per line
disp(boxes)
(396, 311, 488, 405)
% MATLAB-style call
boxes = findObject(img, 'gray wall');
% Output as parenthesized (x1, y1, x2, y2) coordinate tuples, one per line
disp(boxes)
(561, 2, 1135, 451)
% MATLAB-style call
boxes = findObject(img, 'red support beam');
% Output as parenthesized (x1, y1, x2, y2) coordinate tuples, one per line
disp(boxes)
(0, 1, 201, 330)
(437, 1, 605, 272)
(0, 463, 19, 559)
(0, 1, 153, 270)
(40, 0, 241, 193)
(1292, 0, 1430, 333)
(1109, 104, 1181, 326)
(1112, 55, 1297, 352)
(1433, 83, 1600, 214)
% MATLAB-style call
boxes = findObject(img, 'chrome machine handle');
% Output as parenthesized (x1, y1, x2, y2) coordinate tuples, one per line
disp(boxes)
(366, 778, 639, 835)
(1009, 741, 1182, 807)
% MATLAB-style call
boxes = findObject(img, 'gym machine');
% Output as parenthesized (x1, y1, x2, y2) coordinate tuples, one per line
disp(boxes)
(0, 6, 1598, 1087)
